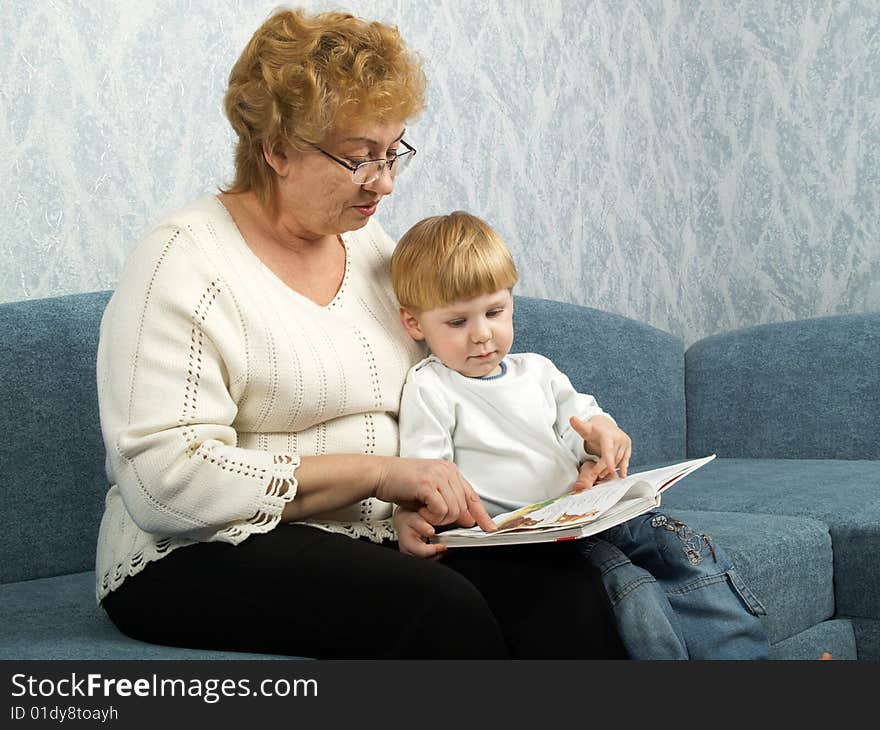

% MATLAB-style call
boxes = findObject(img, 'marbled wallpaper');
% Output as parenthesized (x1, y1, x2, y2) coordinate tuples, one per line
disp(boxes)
(2, 0, 878, 344)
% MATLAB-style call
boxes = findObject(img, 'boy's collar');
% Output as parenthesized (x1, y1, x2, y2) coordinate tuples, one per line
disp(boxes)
(476, 359, 507, 380)
(423, 353, 508, 380)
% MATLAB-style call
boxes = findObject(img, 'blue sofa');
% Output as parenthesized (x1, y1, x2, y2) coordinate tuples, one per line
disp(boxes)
(1, 291, 877, 659)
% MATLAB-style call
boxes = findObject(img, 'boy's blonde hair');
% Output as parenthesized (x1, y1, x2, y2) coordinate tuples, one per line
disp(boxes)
(391, 211, 518, 311)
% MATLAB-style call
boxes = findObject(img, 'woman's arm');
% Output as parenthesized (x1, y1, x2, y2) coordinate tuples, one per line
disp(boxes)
(283, 453, 496, 532)
(279, 454, 380, 521)
(99, 227, 300, 540)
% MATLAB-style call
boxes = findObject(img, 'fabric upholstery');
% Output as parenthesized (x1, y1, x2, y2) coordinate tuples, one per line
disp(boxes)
(0, 571, 292, 660)
(0, 291, 112, 584)
(660, 509, 834, 645)
(848, 616, 880, 661)
(661, 458, 880, 620)
(768, 620, 857, 660)
(686, 312, 880, 460)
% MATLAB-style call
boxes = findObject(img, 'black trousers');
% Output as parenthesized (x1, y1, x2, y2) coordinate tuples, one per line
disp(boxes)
(102, 524, 625, 659)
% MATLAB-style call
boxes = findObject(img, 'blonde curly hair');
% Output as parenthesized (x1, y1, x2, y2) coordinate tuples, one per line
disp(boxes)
(222, 7, 427, 208)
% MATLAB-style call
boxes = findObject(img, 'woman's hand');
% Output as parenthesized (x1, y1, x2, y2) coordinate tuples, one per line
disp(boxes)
(376, 457, 496, 532)
(393, 507, 448, 558)
(570, 415, 633, 490)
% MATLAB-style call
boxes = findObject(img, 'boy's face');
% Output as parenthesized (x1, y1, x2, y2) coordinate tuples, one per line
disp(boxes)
(400, 289, 514, 378)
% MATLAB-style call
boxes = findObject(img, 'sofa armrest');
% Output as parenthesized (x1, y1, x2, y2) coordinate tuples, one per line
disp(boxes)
(685, 312, 880, 459)
(0, 290, 112, 584)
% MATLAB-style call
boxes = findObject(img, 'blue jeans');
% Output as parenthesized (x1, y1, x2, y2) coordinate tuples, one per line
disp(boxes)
(581, 511, 769, 659)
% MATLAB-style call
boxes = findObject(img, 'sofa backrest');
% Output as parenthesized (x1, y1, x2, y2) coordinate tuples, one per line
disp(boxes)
(686, 312, 880, 459)
(513, 296, 686, 467)
(0, 291, 112, 584)
(0, 290, 685, 584)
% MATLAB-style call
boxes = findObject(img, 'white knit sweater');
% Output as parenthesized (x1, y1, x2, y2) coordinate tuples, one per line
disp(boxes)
(95, 195, 423, 601)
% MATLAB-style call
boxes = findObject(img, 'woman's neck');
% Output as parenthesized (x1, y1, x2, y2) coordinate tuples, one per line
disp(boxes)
(217, 191, 346, 306)
(220, 191, 335, 254)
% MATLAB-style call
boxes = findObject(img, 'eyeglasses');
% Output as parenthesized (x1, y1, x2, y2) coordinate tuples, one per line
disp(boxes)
(314, 139, 416, 185)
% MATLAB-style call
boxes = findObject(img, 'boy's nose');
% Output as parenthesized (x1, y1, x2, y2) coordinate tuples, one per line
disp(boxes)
(471, 325, 491, 343)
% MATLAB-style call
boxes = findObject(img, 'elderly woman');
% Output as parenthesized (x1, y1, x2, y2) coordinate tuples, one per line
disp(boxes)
(96, 7, 625, 659)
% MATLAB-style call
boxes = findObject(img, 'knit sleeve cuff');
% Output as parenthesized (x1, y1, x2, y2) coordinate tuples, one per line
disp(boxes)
(212, 453, 300, 544)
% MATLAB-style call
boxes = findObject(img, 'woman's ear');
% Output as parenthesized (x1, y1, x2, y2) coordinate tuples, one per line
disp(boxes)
(399, 307, 425, 341)
(262, 140, 291, 177)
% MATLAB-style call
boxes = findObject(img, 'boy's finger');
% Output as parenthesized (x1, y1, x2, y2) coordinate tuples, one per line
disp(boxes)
(620, 445, 632, 478)
(428, 544, 448, 560)
(569, 415, 593, 440)
(412, 516, 436, 539)
(577, 461, 604, 489)
(412, 539, 446, 559)
(603, 441, 617, 476)
(572, 476, 594, 491)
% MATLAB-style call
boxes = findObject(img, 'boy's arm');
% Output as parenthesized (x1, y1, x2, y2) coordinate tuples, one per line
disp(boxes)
(398, 372, 456, 462)
(397, 369, 495, 532)
(542, 357, 632, 486)
(544, 358, 614, 461)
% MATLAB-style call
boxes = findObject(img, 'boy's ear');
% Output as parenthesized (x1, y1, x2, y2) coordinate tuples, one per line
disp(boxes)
(399, 307, 425, 341)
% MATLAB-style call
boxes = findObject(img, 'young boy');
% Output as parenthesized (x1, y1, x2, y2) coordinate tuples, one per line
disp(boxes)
(390, 211, 769, 660)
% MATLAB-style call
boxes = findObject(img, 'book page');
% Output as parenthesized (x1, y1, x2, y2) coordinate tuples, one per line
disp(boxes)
(438, 455, 716, 541)
(489, 477, 653, 533)
(621, 454, 716, 493)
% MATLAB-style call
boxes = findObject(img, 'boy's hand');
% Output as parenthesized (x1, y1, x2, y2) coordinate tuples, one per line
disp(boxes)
(570, 415, 632, 490)
(574, 459, 614, 489)
(393, 507, 449, 559)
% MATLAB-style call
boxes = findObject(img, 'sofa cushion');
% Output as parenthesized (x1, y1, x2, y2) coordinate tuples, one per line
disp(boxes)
(767, 620, 857, 660)
(0, 291, 112, 584)
(661, 458, 880, 620)
(658, 509, 834, 645)
(0, 571, 292, 660)
(685, 312, 880, 460)
(513, 296, 686, 466)
(847, 616, 880, 661)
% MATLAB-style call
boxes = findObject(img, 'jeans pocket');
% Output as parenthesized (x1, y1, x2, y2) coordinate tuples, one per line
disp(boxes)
(725, 568, 768, 616)
(581, 538, 631, 574)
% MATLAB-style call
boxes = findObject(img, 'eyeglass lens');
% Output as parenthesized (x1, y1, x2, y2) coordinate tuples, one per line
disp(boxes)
(352, 151, 413, 185)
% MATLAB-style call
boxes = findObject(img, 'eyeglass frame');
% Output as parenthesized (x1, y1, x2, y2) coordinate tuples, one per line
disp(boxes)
(313, 139, 416, 185)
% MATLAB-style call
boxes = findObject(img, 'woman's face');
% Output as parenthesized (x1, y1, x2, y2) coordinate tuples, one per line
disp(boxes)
(276, 118, 407, 239)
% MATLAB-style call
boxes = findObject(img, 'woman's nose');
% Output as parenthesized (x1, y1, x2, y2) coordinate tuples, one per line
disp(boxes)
(364, 165, 394, 196)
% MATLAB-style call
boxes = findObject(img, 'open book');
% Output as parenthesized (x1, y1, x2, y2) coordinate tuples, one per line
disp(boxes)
(431, 455, 716, 547)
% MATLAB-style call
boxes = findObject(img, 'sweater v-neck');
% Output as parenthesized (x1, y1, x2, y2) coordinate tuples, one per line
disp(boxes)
(211, 195, 351, 310)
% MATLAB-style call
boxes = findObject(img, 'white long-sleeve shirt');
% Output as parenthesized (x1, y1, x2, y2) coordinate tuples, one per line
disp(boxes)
(397, 353, 611, 516)
(95, 195, 423, 600)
